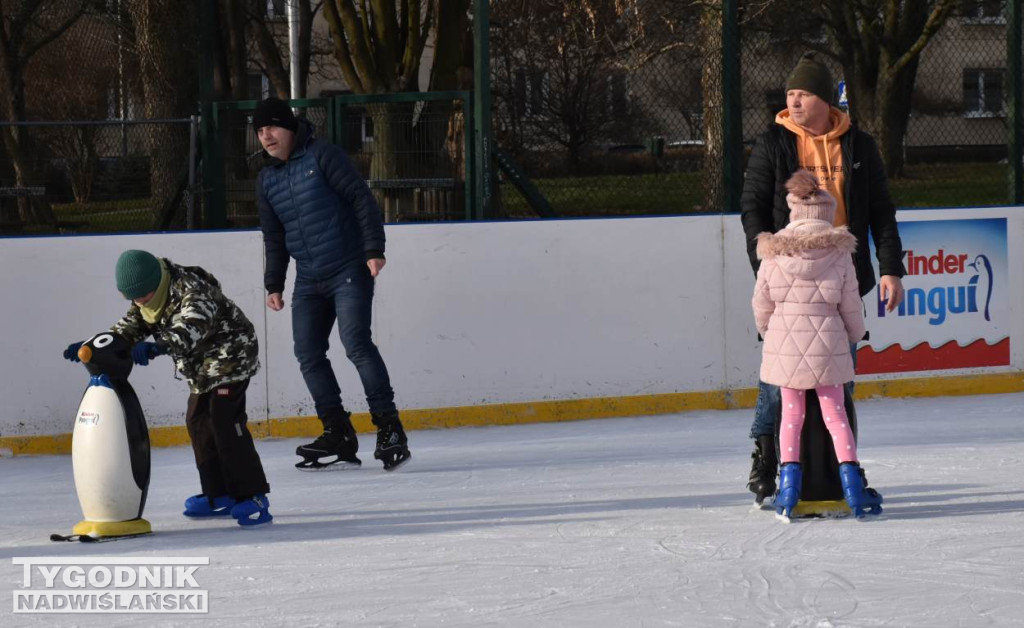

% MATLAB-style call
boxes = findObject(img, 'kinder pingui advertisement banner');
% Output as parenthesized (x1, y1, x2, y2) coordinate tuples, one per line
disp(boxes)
(858, 218, 1008, 374)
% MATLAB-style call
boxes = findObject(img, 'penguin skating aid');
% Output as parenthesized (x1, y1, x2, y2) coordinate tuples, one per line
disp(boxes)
(54, 333, 153, 541)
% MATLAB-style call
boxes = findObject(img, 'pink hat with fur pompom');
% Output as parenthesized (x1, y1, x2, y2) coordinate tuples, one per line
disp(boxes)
(786, 169, 836, 223)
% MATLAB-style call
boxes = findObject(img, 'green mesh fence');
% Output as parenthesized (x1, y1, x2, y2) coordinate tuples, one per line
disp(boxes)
(740, 1, 1014, 209)
(490, 0, 1021, 217)
(0, 120, 196, 234)
(211, 93, 471, 227)
(3, 1, 1021, 234)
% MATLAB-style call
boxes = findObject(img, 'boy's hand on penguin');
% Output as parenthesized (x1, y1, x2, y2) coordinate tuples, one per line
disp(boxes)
(63, 342, 84, 362)
(131, 341, 166, 366)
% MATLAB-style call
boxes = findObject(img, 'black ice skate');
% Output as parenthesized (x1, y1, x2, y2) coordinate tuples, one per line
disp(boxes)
(747, 434, 778, 505)
(295, 409, 362, 470)
(372, 412, 411, 471)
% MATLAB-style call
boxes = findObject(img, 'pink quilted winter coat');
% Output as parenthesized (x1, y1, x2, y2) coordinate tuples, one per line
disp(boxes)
(752, 219, 866, 389)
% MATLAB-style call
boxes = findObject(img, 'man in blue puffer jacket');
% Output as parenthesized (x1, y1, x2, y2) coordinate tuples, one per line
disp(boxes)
(255, 97, 410, 471)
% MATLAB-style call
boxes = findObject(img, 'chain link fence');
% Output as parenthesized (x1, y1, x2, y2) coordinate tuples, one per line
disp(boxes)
(0, 120, 196, 234)
(209, 93, 471, 227)
(740, 1, 1014, 210)
(3, 1, 1020, 234)
(0, 1, 202, 235)
(210, 101, 332, 229)
(490, 1, 706, 218)
(491, 0, 1021, 217)
(351, 94, 472, 224)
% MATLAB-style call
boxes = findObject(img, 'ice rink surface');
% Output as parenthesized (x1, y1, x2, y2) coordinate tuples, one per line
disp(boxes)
(3, 392, 1023, 627)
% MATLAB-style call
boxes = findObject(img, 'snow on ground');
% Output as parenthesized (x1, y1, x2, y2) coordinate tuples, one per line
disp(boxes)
(2, 392, 1024, 627)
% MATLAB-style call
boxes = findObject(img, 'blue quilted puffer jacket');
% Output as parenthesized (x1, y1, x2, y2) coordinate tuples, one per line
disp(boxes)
(257, 120, 385, 293)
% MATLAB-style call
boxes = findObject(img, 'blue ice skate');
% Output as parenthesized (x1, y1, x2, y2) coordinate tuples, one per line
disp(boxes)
(183, 494, 236, 518)
(230, 494, 273, 526)
(775, 463, 803, 519)
(839, 463, 883, 517)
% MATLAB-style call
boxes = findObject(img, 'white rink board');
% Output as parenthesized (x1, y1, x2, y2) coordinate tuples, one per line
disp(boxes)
(1, 209, 1022, 438)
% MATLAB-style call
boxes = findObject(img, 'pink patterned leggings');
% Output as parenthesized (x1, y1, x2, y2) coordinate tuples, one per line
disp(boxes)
(779, 385, 858, 465)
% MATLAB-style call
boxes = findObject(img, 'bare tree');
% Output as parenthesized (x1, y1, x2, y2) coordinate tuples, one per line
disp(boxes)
(0, 0, 89, 227)
(700, 1, 726, 211)
(27, 14, 121, 206)
(126, 0, 199, 227)
(320, 0, 471, 181)
(245, 0, 326, 99)
(754, 0, 958, 177)
(492, 0, 631, 172)
(825, 0, 956, 176)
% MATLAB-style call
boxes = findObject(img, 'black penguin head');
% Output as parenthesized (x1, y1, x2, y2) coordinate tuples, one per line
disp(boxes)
(79, 333, 134, 379)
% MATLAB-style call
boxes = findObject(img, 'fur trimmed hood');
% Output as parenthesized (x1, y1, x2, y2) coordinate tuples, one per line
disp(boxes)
(756, 223, 857, 259)
(755, 222, 857, 281)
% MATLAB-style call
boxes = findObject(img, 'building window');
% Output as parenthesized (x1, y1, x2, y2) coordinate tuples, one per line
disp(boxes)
(961, 0, 1005, 24)
(768, 17, 826, 44)
(362, 114, 374, 142)
(106, 85, 135, 120)
(267, 0, 286, 19)
(963, 69, 1004, 117)
(607, 74, 629, 118)
(247, 73, 269, 101)
(513, 68, 546, 117)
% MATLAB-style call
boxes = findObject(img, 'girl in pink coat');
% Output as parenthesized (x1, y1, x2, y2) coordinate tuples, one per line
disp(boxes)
(752, 170, 882, 518)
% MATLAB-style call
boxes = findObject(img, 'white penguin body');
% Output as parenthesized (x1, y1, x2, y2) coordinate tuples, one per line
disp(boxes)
(72, 381, 145, 521)
(66, 332, 152, 538)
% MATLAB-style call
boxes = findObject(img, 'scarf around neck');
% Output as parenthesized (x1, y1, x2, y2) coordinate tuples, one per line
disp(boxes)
(139, 260, 170, 323)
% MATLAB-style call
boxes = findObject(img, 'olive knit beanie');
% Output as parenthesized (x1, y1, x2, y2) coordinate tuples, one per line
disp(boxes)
(785, 52, 834, 103)
(115, 250, 163, 299)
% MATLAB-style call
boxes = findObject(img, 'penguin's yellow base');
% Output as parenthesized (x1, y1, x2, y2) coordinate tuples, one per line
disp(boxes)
(791, 500, 852, 518)
(73, 518, 152, 538)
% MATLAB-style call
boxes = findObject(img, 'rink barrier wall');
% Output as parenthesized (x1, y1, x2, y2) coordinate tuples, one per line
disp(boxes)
(2, 371, 1021, 456)
(1, 210, 1022, 457)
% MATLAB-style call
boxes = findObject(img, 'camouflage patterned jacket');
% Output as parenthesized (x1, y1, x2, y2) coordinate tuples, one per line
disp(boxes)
(111, 260, 260, 394)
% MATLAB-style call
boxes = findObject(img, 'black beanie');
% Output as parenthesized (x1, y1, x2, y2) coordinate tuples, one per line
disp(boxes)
(253, 97, 298, 133)
(785, 52, 834, 103)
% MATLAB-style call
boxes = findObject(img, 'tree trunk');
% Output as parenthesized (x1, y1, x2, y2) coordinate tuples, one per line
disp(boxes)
(700, 3, 724, 213)
(0, 126, 56, 227)
(849, 59, 920, 178)
(367, 102, 405, 220)
(0, 69, 57, 227)
(64, 127, 99, 204)
(128, 0, 198, 228)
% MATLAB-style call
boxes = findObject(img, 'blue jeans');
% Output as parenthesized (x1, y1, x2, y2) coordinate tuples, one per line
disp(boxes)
(291, 264, 396, 418)
(750, 343, 858, 439)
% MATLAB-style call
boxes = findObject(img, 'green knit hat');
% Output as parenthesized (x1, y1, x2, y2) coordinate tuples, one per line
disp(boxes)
(785, 52, 834, 103)
(115, 250, 162, 299)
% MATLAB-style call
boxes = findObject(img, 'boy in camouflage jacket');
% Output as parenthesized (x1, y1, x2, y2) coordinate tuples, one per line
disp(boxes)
(64, 250, 272, 526)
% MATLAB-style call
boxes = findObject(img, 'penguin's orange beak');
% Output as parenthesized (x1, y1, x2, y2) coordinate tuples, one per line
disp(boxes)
(78, 346, 92, 363)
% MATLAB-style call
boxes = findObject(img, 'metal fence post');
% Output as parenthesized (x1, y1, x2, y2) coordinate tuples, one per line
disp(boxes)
(187, 114, 199, 229)
(464, 91, 475, 221)
(205, 104, 227, 228)
(722, 0, 743, 215)
(473, 0, 493, 220)
(1009, 0, 1023, 204)
(198, 0, 225, 228)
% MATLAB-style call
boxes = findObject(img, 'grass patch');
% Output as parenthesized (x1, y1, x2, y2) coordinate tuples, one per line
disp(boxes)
(4, 162, 1015, 234)
(501, 172, 703, 217)
(48, 199, 156, 232)
(499, 162, 1014, 218)
(890, 163, 1010, 208)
